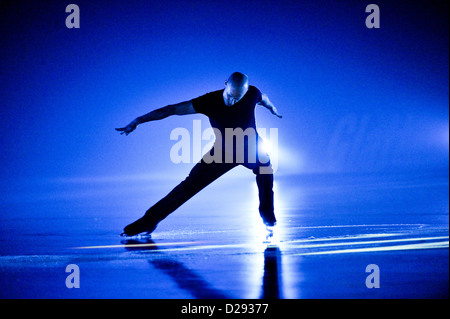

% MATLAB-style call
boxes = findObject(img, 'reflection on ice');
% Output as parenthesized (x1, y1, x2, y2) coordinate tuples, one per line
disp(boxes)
(260, 246, 283, 299)
(120, 238, 285, 299)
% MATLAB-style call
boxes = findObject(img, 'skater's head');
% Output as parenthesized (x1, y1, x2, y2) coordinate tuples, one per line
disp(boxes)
(224, 72, 249, 106)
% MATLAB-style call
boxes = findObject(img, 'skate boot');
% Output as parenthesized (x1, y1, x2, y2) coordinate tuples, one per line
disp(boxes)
(121, 215, 158, 238)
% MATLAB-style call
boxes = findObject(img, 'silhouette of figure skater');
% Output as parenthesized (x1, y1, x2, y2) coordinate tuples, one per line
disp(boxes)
(116, 72, 282, 236)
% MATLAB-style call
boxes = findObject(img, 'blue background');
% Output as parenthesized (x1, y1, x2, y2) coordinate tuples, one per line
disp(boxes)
(0, 0, 448, 300)
(0, 0, 448, 185)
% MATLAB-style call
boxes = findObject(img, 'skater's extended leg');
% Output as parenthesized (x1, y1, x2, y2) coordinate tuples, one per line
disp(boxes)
(123, 159, 237, 236)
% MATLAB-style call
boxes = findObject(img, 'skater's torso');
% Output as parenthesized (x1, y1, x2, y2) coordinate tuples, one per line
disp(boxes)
(191, 85, 264, 164)
(192, 85, 262, 143)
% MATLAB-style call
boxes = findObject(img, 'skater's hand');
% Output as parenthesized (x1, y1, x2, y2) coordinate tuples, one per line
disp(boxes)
(259, 93, 282, 119)
(115, 119, 139, 135)
(270, 106, 282, 118)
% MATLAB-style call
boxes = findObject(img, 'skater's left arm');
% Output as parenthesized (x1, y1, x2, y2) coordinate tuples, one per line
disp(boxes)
(258, 93, 282, 118)
(115, 101, 196, 135)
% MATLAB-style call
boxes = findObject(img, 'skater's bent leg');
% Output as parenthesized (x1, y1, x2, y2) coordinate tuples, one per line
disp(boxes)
(123, 160, 236, 236)
(255, 165, 276, 226)
(243, 147, 277, 226)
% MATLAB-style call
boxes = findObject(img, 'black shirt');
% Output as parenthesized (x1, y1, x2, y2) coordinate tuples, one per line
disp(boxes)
(191, 85, 262, 136)
(192, 86, 264, 163)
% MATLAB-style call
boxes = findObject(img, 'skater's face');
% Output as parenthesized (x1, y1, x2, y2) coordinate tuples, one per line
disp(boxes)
(224, 81, 248, 106)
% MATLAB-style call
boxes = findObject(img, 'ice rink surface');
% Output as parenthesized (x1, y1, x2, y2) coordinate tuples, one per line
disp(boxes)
(0, 170, 448, 299)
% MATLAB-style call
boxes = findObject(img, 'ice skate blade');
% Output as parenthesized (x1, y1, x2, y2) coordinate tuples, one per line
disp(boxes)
(120, 232, 152, 240)
(262, 225, 279, 246)
(263, 238, 279, 247)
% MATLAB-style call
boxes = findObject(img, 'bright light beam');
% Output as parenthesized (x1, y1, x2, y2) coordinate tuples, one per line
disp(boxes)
(295, 241, 449, 256)
(73, 241, 207, 249)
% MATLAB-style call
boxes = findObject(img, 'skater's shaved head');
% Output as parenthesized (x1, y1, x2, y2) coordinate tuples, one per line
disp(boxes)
(223, 72, 249, 106)
(226, 72, 249, 89)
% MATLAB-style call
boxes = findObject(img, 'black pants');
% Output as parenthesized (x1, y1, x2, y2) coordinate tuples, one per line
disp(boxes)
(124, 142, 276, 235)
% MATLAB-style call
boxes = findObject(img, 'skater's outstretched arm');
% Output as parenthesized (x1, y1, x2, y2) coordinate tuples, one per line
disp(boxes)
(258, 93, 282, 118)
(116, 101, 196, 135)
